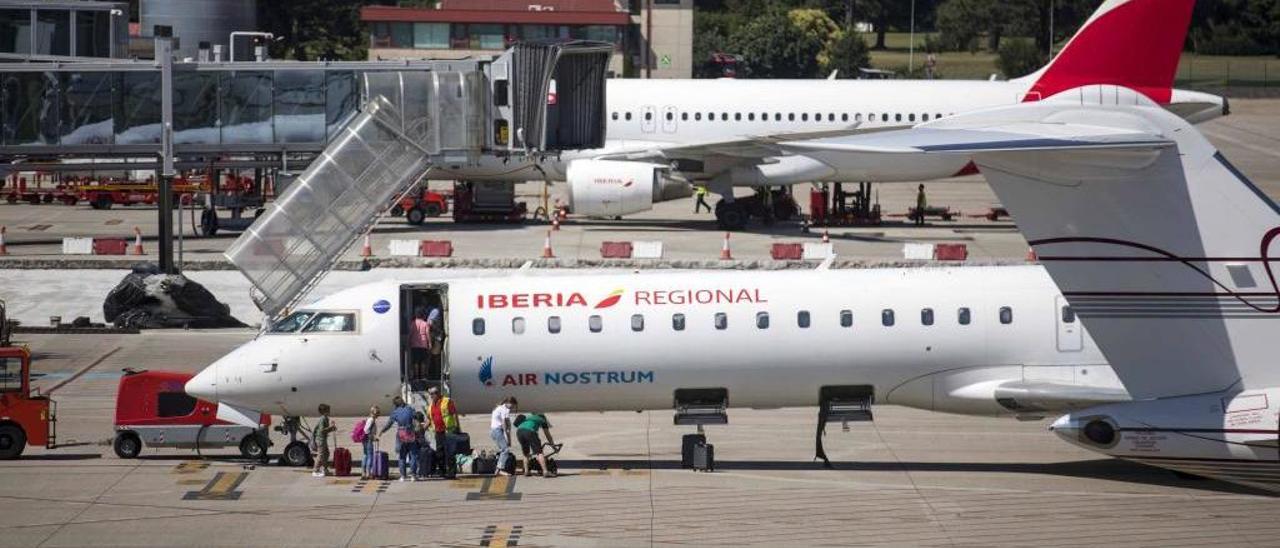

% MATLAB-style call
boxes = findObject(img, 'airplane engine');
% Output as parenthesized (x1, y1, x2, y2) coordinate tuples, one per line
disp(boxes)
(566, 160, 665, 217)
(884, 365, 1128, 418)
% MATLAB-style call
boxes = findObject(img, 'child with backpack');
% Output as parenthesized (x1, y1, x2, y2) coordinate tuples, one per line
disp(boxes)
(353, 405, 381, 480)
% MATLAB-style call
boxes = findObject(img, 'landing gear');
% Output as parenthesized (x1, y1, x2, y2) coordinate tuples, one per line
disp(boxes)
(815, 386, 874, 469)
(674, 388, 727, 470)
(275, 416, 313, 467)
(714, 188, 800, 230)
(715, 200, 748, 230)
(239, 433, 269, 462)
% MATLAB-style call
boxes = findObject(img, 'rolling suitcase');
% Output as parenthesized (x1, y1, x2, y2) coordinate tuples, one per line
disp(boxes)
(370, 443, 390, 480)
(527, 457, 558, 475)
(333, 447, 353, 477)
(446, 431, 472, 456)
(681, 433, 705, 468)
(416, 445, 435, 478)
(692, 442, 715, 472)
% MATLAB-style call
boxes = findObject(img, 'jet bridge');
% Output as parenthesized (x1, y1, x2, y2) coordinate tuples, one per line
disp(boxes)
(225, 41, 612, 318)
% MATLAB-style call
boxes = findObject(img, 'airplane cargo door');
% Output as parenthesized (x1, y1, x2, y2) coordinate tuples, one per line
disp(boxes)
(661, 105, 678, 133)
(641, 105, 657, 133)
(1055, 296, 1083, 352)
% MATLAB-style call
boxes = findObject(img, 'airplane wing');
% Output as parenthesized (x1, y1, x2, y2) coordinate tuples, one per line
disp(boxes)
(778, 95, 1279, 401)
(594, 124, 908, 165)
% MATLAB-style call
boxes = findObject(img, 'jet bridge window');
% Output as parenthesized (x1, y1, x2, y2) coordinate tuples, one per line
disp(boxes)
(1000, 306, 1014, 324)
(921, 308, 934, 326)
(1061, 306, 1076, 323)
(631, 314, 645, 332)
(302, 312, 356, 333)
(756, 312, 769, 329)
(714, 312, 728, 330)
(269, 311, 315, 333)
(548, 316, 562, 334)
(840, 310, 853, 328)
(472, 318, 486, 336)
(672, 313, 686, 331)
(958, 307, 971, 325)
(589, 315, 603, 333)
(881, 309, 895, 327)
(512, 317, 526, 335)
(797, 310, 811, 328)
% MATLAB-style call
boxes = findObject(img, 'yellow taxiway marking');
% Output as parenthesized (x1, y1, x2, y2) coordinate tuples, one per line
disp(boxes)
(481, 524, 523, 548)
(182, 471, 248, 500)
(172, 461, 209, 475)
(466, 475, 522, 501)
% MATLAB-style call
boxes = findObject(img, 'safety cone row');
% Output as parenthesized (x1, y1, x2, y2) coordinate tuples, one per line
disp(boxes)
(0, 226, 7, 256)
(719, 232, 733, 260)
(541, 230, 555, 258)
(360, 233, 373, 258)
(131, 227, 145, 255)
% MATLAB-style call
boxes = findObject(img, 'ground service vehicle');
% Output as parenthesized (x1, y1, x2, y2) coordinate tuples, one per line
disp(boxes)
(390, 188, 450, 225)
(0, 345, 55, 459)
(113, 369, 270, 460)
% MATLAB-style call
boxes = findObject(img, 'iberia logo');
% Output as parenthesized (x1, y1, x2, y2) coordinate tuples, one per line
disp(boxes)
(479, 356, 495, 386)
(594, 288, 624, 309)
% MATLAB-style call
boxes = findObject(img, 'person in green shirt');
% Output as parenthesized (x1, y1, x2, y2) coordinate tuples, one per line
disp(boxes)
(515, 412, 557, 478)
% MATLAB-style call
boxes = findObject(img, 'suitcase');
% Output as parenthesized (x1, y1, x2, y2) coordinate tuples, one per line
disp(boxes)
(473, 453, 497, 475)
(501, 455, 517, 476)
(416, 446, 435, 478)
(681, 433, 705, 468)
(527, 457, 558, 475)
(446, 432, 471, 456)
(371, 450, 390, 480)
(333, 447, 352, 477)
(692, 442, 715, 472)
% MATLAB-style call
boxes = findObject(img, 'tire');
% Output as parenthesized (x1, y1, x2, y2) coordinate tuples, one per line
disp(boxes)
(239, 434, 268, 461)
(0, 424, 26, 460)
(94, 196, 113, 210)
(113, 431, 141, 459)
(424, 202, 443, 217)
(283, 441, 312, 467)
(716, 203, 749, 231)
(406, 207, 426, 226)
(773, 199, 799, 222)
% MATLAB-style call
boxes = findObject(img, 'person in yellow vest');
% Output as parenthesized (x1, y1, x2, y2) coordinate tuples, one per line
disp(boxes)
(914, 184, 928, 226)
(694, 184, 712, 214)
(425, 386, 460, 479)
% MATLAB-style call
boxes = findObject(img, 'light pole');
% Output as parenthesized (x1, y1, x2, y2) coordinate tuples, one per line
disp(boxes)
(1048, 0, 1055, 58)
(908, 0, 916, 74)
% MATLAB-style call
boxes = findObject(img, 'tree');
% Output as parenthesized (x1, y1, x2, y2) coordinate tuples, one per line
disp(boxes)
(258, 0, 368, 61)
(728, 8, 826, 78)
(996, 37, 1045, 78)
(693, 10, 741, 78)
(824, 29, 871, 76)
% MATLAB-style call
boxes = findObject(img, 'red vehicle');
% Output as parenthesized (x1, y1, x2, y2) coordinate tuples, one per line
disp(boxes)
(0, 345, 56, 459)
(80, 179, 203, 210)
(112, 370, 271, 460)
(390, 188, 450, 225)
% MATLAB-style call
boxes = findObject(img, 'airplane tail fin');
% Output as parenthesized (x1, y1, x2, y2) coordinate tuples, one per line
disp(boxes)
(780, 92, 1280, 400)
(1018, 0, 1195, 104)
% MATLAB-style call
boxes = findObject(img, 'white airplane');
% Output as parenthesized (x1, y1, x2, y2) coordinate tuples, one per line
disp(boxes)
(430, 0, 1224, 228)
(776, 84, 1280, 492)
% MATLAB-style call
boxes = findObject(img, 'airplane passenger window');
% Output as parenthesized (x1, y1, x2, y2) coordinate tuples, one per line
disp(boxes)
(1062, 306, 1076, 323)
(589, 315, 603, 333)
(695, 112, 702, 121)
(672, 313, 686, 331)
(827, 113, 835, 122)
(473, 318, 485, 335)
(797, 310, 811, 328)
(761, 112, 768, 120)
(840, 310, 853, 328)
(748, 113, 755, 121)
(922, 113, 930, 121)
(1000, 306, 1014, 324)
(756, 312, 769, 329)
(734, 113, 742, 121)
(908, 113, 916, 122)
(936, 113, 943, 119)
(625, 112, 632, 121)
(708, 111, 715, 120)
(881, 309, 895, 326)
(303, 312, 356, 333)
(841, 113, 849, 122)
(548, 316, 561, 334)
(774, 113, 781, 121)
(269, 311, 315, 333)
(512, 317, 525, 335)
(881, 113, 889, 122)
(665, 112, 673, 121)
(958, 307, 971, 325)
(895, 113, 902, 122)
(855, 113, 862, 122)
(801, 113, 809, 122)
(645, 112, 653, 121)
(921, 308, 934, 326)
(611, 112, 618, 121)
(631, 314, 645, 332)
(714, 312, 728, 330)
(681, 112, 688, 121)
(788, 113, 795, 121)
(721, 113, 728, 121)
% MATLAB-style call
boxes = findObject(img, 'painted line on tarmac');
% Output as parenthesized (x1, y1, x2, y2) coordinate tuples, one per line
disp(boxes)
(480, 524, 523, 547)
(350, 479, 390, 494)
(171, 461, 209, 475)
(182, 471, 248, 500)
(466, 475, 522, 501)
(42, 346, 121, 395)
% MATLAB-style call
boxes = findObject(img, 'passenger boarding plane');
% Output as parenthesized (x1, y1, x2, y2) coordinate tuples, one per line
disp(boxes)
(433, 0, 1222, 228)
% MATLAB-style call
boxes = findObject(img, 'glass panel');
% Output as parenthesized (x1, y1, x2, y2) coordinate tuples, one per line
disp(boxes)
(881, 309, 895, 327)
(74, 11, 111, 57)
(413, 23, 449, 49)
(1062, 306, 1076, 323)
(797, 311, 810, 328)
(157, 392, 197, 417)
(115, 71, 161, 144)
(471, 24, 505, 49)
(672, 313, 685, 331)
(269, 311, 315, 333)
(589, 315, 602, 333)
(221, 71, 273, 144)
(35, 10, 71, 56)
(631, 314, 644, 332)
(172, 71, 219, 145)
(0, 356, 19, 392)
(548, 316, 561, 334)
(274, 70, 325, 143)
(921, 308, 934, 326)
(520, 25, 557, 41)
(472, 318, 485, 335)
(371, 22, 391, 48)
(756, 312, 769, 329)
(392, 23, 413, 48)
(840, 310, 852, 328)
(512, 317, 525, 334)
(714, 313, 727, 330)
(2, 72, 60, 146)
(326, 70, 357, 141)
(60, 72, 113, 145)
(303, 312, 356, 332)
(958, 307, 971, 325)
(0, 9, 31, 54)
(1000, 306, 1014, 324)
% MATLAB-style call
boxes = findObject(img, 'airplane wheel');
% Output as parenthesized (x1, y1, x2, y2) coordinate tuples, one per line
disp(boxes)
(0, 424, 26, 459)
(113, 431, 141, 459)
(240, 434, 268, 461)
(716, 203, 748, 231)
(406, 207, 426, 225)
(282, 441, 312, 467)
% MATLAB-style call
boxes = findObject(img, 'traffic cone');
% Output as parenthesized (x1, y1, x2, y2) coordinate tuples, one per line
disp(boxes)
(0, 226, 7, 256)
(821, 230, 830, 244)
(551, 215, 560, 231)
(541, 230, 555, 258)
(131, 226, 145, 255)
(1026, 247, 1038, 262)
(719, 232, 733, 260)
(360, 234, 373, 258)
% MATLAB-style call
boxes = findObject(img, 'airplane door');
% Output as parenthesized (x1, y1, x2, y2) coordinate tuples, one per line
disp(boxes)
(641, 105, 656, 133)
(1055, 296, 1083, 352)
(661, 105, 678, 133)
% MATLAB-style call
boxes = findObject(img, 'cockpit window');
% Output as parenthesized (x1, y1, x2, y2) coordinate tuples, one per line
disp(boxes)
(269, 311, 315, 333)
(302, 312, 357, 333)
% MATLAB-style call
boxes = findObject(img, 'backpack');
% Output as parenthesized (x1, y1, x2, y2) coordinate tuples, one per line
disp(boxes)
(513, 414, 527, 429)
(351, 420, 368, 443)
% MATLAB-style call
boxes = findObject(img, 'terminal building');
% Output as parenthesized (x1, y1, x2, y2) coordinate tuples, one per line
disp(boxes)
(362, 0, 692, 78)
(0, 1, 129, 60)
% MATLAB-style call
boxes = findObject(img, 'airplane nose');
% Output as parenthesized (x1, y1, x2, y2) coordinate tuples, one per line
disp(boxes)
(185, 362, 219, 401)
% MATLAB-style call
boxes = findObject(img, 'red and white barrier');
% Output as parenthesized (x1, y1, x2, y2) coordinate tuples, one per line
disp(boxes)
(360, 234, 373, 257)
(62, 238, 93, 255)
(719, 232, 733, 260)
(802, 242, 834, 260)
(600, 241, 633, 258)
(0, 226, 7, 256)
(541, 231, 555, 258)
(131, 227, 145, 255)
(902, 243, 935, 260)
(631, 241, 664, 259)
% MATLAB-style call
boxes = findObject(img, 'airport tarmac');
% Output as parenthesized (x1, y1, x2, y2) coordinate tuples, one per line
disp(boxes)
(3, 331, 1279, 548)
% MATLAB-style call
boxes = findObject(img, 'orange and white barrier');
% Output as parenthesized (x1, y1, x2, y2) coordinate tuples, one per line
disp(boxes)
(360, 234, 373, 258)
(541, 230, 555, 259)
(631, 241, 664, 259)
(902, 243, 935, 260)
(62, 237, 93, 255)
(802, 242, 835, 260)
(0, 226, 7, 255)
(719, 232, 733, 260)
(131, 227, 145, 255)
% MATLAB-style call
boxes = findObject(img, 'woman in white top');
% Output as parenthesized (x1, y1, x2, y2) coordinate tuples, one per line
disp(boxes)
(360, 406, 380, 479)
(489, 397, 517, 476)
